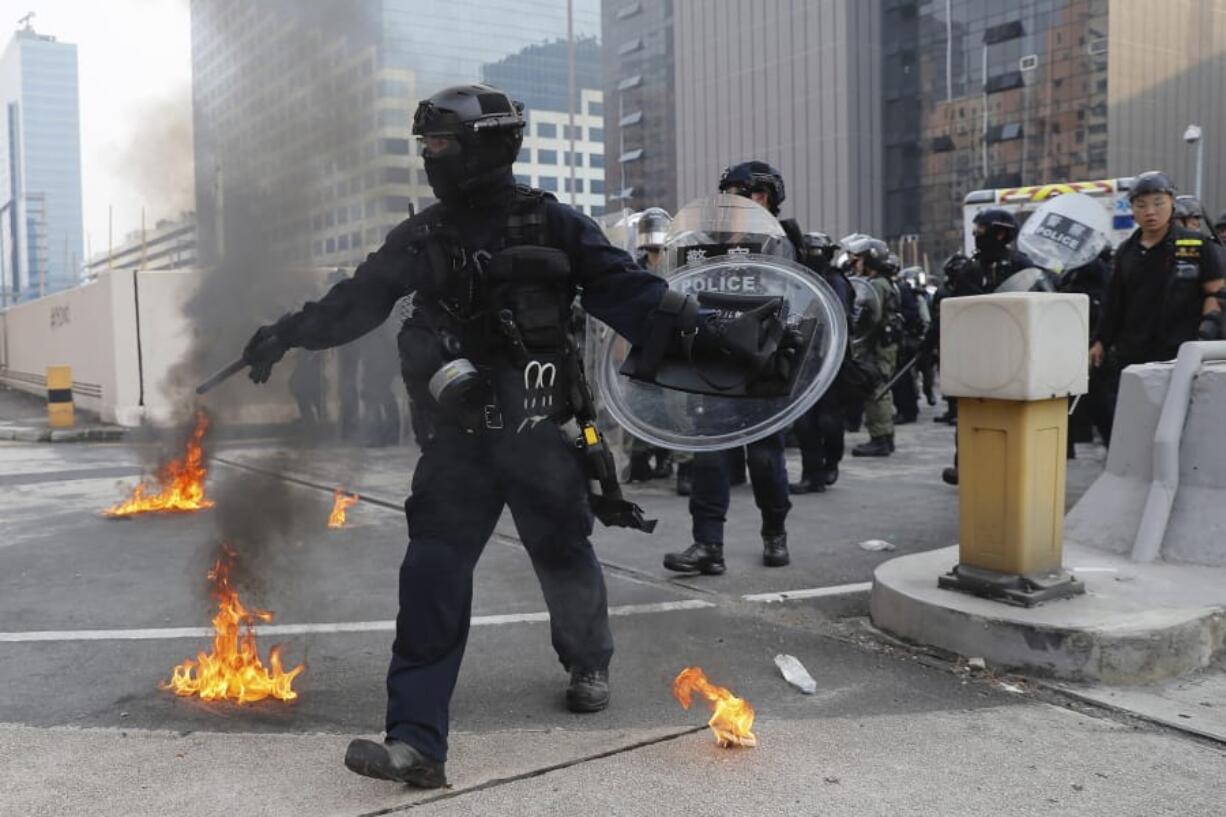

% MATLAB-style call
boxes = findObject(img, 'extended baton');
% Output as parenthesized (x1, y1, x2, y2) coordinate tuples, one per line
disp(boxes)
(872, 353, 921, 402)
(195, 357, 248, 395)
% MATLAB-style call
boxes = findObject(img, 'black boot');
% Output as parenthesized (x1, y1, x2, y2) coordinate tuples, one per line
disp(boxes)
(663, 542, 725, 575)
(822, 464, 840, 486)
(651, 449, 674, 478)
(892, 413, 916, 425)
(624, 452, 653, 483)
(887, 434, 896, 453)
(788, 475, 826, 494)
(852, 436, 892, 457)
(566, 667, 610, 713)
(762, 533, 790, 567)
(941, 466, 959, 486)
(344, 739, 447, 788)
(675, 462, 693, 496)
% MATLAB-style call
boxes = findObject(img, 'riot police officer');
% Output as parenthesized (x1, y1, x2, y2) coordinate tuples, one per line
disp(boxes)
(1175, 195, 1206, 234)
(240, 84, 796, 788)
(891, 266, 931, 425)
(1091, 171, 1224, 425)
(664, 160, 797, 574)
(935, 210, 1032, 484)
(790, 232, 853, 493)
(847, 237, 902, 458)
(1214, 210, 1226, 244)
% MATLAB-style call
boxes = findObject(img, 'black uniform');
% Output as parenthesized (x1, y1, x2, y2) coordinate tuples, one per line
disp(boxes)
(1058, 253, 1113, 446)
(266, 174, 666, 762)
(1093, 224, 1223, 438)
(792, 261, 853, 488)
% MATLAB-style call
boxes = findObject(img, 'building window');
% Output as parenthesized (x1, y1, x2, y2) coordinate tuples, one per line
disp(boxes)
(590, 179, 605, 195)
(563, 125, 582, 140)
(587, 101, 604, 117)
(537, 122, 557, 138)
(617, 74, 642, 91)
(326, 237, 336, 253)
(565, 178, 584, 193)
(619, 111, 644, 127)
(518, 147, 530, 163)
(351, 203, 363, 220)
(313, 240, 323, 256)
(384, 195, 413, 213)
(383, 167, 412, 184)
(618, 38, 644, 56)
(539, 149, 558, 164)
(589, 127, 604, 142)
(590, 153, 605, 168)
(985, 123, 1023, 143)
(515, 173, 531, 185)
(619, 148, 644, 163)
(337, 207, 349, 225)
(563, 151, 584, 166)
(382, 138, 410, 155)
(377, 109, 410, 128)
(539, 176, 559, 191)
(338, 235, 349, 251)
(985, 71, 1024, 94)
(930, 135, 955, 152)
(983, 20, 1025, 45)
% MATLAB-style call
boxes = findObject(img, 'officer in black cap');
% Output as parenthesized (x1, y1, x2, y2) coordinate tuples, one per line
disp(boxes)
(1091, 171, 1224, 434)
(1214, 210, 1226, 244)
(662, 160, 798, 575)
(239, 84, 798, 788)
(933, 209, 1033, 484)
(790, 232, 853, 493)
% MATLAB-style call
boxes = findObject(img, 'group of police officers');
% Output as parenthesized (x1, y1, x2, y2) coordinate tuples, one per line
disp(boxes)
(236, 81, 1224, 789)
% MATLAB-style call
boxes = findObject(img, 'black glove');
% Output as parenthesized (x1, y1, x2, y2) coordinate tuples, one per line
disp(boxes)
(1197, 314, 1222, 341)
(242, 324, 289, 384)
(693, 300, 785, 377)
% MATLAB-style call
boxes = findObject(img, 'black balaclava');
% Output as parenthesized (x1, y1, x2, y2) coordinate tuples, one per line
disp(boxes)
(974, 228, 1011, 261)
(425, 141, 514, 207)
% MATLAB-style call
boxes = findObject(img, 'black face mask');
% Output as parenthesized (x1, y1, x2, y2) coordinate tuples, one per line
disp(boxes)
(974, 230, 1009, 259)
(424, 141, 514, 205)
(424, 154, 468, 204)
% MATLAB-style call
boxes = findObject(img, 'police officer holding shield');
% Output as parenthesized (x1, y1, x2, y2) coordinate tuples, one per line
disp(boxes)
(239, 84, 798, 788)
(663, 161, 798, 574)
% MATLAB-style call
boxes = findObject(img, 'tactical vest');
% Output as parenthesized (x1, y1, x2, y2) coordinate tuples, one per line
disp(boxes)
(398, 186, 581, 435)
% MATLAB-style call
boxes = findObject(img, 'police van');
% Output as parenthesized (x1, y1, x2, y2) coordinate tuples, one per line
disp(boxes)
(962, 178, 1138, 256)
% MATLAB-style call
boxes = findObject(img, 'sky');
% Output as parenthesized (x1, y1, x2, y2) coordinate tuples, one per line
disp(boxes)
(0, 0, 192, 260)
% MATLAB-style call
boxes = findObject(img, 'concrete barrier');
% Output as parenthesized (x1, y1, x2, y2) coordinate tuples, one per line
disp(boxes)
(0, 268, 350, 427)
(1065, 358, 1226, 566)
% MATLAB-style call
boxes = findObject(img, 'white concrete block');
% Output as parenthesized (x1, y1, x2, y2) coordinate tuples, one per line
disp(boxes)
(940, 292, 1089, 401)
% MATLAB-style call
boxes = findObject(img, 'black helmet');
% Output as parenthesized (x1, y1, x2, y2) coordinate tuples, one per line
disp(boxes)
(972, 208, 1018, 236)
(844, 235, 891, 274)
(718, 161, 786, 213)
(1215, 210, 1226, 230)
(411, 83, 526, 202)
(636, 207, 671, 250)
(1128, 171, 1175, 202)
(942, 252, 970, 281)
(1175, 195, 1203, 220)
(801, 231, 837, 267)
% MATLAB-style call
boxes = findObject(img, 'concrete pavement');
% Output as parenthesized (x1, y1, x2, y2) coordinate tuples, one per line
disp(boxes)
(3, 398, 1221, 816)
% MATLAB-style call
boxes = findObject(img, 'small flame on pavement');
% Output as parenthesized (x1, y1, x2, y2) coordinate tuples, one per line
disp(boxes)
(328, 489, 360, 528)
(672, 666, 757, 748)
(162, 545, 304, 703)
(105, 410, 215, 518)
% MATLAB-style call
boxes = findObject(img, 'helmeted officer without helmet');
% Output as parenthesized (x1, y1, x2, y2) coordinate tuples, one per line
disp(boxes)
(238, 83, 803, 789)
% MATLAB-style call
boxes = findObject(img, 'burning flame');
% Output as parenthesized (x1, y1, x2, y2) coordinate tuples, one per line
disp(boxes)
(162, 546, 304, 703)
(105, 410, 215, 517)
(327, 489, 360, 528)
(672, 666, 757, 747)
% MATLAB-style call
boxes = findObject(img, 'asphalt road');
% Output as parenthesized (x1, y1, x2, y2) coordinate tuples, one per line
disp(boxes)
(4, 400, 1223, 816)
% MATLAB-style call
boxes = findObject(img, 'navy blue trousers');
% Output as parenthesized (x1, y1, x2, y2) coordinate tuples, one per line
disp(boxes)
(385, 424, 612, 762)
(689, 431, 790, 544)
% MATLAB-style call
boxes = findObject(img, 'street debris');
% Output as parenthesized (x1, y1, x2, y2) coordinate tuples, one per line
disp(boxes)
(967, 657, 986, 670)
(327, 489, 360, 528)
(857, 539, 896, 552)
(774, 653, 817, 694)
(104, 410, 215, 518)
(673, 666, 757, 747)
(162, 545, 304, 703)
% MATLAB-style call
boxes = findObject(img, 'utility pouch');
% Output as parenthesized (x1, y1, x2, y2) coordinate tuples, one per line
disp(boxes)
(487, 246, 573, 351)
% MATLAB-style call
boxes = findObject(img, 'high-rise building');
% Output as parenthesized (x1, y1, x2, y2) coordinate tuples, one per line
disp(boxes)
(671, 0, 883, 238)
(883, 0, 1226, 262)
(189, 0, 602, 270)
(601, 0, 677, 213)
(0, 21, 84, 303)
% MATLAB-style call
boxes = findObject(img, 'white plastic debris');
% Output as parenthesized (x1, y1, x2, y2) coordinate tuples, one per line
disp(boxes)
(967, 657, 986, 670)
(857, 539, 896, 552)
(774, 653, 817, 694)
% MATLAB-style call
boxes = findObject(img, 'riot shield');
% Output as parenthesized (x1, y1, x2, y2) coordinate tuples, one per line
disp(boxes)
(1016, 192, 1112, 274)
(996, 267, 1058, 293)
(848, 276, 883, 357)
(593, 195, 847, 452)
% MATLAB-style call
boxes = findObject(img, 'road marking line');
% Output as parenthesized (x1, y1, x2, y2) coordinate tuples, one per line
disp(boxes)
(0, 600, 717, 643)
(741, 582, 872, 603)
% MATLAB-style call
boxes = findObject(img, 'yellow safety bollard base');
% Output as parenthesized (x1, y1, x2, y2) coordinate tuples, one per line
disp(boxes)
(939, 396, 1085, 607)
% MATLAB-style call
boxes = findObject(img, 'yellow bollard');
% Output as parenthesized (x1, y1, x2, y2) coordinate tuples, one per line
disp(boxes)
(46, 365, 74, 428)
(936, 293, 1088, 606)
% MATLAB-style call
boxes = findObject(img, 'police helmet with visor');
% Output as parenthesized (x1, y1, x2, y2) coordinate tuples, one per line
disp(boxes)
(636, 207, 671, 251)
(718, 161, 786, 214)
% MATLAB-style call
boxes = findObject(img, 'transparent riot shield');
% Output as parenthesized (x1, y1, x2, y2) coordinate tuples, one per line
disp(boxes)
(1016, 192, 1112, 274)
(593, 195, 847, 452)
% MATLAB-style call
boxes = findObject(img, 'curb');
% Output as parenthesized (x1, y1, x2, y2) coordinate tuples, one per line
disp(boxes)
(869, 547, 1226, 685)
(0, 425, 126, 443)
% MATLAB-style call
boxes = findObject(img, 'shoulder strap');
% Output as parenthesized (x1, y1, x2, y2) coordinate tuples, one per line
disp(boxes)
(504, 185, 554, 248)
